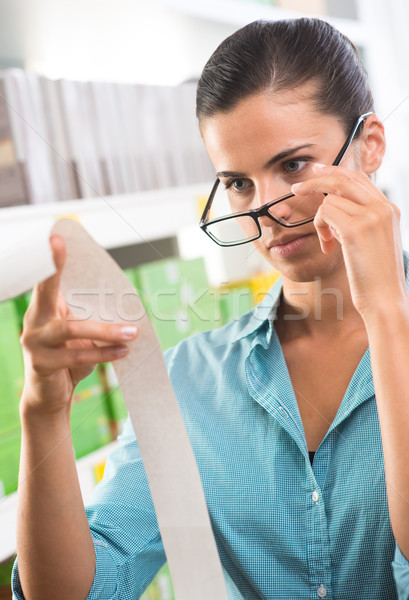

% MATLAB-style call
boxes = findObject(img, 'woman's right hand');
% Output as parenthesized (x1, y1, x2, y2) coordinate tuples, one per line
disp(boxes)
(20, 234, 138, 418)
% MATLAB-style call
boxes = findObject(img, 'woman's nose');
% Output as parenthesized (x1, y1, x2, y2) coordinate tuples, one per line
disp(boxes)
(257, 192, 295, 227)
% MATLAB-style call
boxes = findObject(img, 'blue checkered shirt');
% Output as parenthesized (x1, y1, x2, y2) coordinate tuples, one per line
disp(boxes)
(12, 253, 409, 599)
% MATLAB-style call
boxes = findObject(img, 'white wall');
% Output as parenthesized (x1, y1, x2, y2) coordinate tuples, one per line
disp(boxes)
(0, 0, 236, 84)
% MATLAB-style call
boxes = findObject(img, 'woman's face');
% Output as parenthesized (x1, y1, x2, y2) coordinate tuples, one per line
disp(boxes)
(200, 86, 363, 283)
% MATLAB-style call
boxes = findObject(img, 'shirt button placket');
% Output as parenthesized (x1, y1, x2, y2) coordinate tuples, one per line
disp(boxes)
(317, 584, 327, 598)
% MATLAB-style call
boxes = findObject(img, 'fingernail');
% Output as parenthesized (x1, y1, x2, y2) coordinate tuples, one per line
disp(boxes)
(313, 163, 327, 169)
(291, 182, 303, 192)
(121, 325, 138, 339)
(114, 345, 129, 356)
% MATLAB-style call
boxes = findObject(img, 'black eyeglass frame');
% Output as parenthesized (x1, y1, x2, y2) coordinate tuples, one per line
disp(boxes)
(199, 111, 374, 247)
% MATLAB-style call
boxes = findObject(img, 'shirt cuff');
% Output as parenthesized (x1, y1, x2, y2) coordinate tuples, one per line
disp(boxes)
(11, 539, 118, 600)
(392, 543, 409, 599)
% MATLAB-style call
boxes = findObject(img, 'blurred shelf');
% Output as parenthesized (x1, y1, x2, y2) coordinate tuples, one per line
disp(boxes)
(0, 441, 119, 564)
(156, 0, 368, 45)
(0, 183, 210, 251)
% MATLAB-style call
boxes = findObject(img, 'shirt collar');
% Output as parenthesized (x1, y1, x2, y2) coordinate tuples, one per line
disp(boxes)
(230, 276, 283, 345)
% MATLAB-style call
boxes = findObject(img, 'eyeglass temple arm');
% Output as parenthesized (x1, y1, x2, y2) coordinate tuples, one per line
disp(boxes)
(199, 179, 220, 226)
(331, 111, 374, 167)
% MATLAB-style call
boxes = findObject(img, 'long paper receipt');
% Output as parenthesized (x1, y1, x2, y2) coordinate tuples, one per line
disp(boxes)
(2, 218, 243, 599)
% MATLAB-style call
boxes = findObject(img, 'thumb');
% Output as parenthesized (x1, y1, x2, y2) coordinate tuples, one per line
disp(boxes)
(31, 234, 67, 324)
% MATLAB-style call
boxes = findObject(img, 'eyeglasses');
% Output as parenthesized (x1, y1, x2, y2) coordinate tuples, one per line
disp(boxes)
(199, 112, 373, 247)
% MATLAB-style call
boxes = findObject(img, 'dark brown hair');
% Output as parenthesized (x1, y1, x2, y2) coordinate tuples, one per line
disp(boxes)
(196, 18, 374, 133)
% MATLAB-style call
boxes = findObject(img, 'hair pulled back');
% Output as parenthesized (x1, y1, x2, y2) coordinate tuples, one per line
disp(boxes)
(196, 18, 374, 133)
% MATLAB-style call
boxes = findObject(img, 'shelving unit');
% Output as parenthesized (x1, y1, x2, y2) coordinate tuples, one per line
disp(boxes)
(0, 183, 210, 251)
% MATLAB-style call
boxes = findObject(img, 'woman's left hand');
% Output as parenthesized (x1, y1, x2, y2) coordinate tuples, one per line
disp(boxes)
(291, 163, 407, 319)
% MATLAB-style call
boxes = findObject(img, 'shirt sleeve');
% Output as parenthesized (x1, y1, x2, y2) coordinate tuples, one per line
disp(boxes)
(83, 415, 167, 598)
(392, 543, 409, 599)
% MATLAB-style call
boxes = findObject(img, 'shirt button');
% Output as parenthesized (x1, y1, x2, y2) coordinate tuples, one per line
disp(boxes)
(312, 490, 319, 503)
(317, 584, 327, 598)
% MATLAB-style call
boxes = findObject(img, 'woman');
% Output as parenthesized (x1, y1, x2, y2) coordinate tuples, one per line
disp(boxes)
(12, 18, 409, 600)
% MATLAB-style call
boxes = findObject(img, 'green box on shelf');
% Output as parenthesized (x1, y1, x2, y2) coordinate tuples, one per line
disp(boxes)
(0, 300, 25, 435)
(147, 293, 222, 351)
(187, 292, 223, 333)
(218, 284, 253, 323)
(0, 428, 21, 497)
(70, 369, 112, 459)
(103, 363, 129, 431)
(135, 258, 183, 301)
(123, 267, 140, 290)
(179, 257, 209, 295)
(141, 562, 174, 600)
(122, 258, 222, 350)
(0, 556, 14, 586)
(145, 304, 189, 351)
(13, 292, 31, 332)
(136, 257, 209, 317)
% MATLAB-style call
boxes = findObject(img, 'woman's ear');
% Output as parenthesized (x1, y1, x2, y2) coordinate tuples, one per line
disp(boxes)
(360, 114, 386, 175)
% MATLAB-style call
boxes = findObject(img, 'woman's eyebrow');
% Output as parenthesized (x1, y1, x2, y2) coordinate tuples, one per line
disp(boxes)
(216, 144, 316, 178)
(264, 143, 316, 168)
(216, 170, 245, 178)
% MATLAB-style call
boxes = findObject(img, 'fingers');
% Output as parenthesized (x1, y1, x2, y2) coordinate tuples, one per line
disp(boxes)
(21, 319, 138, 354)
(30, 235, 67, 325)
(28, 343, 131, 376)
(39, 320, 139, 347)
(313, 221, 336, 255)
(21, 319, 139, 376)
(314, 201, 346, 255)
(291, 163, 398, 255)
(291, 163, 382, 206)
(313, 194, 367, 253)
(28, 342, 130, 377)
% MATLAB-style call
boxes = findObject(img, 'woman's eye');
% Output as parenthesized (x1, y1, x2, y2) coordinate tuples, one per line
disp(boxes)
(225, 179, 249, 192)
(232, 179, 247, 191)
(283, 159, 308, 174)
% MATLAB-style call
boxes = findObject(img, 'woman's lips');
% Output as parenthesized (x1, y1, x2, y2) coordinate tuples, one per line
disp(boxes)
(267, 234, 311, 258)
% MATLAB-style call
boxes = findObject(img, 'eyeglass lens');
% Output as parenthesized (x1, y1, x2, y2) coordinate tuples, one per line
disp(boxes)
(205, 182, 324, 245)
